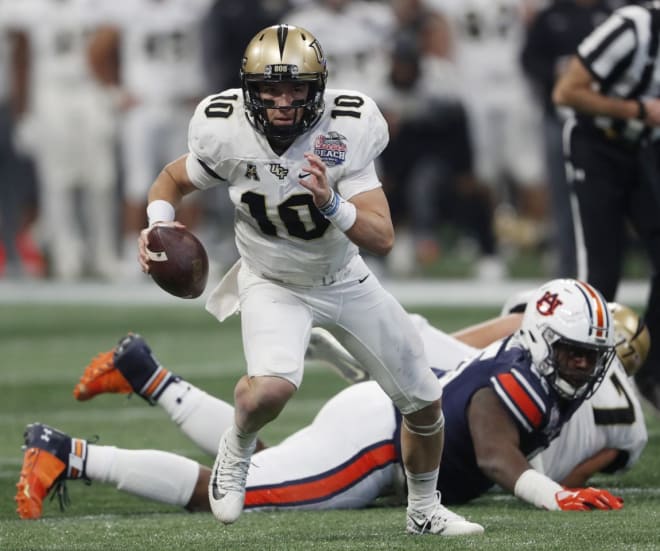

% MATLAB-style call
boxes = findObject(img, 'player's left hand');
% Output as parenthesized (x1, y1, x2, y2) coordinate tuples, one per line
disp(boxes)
(298, 152, 331, 207)
(555, 487, 624, 511)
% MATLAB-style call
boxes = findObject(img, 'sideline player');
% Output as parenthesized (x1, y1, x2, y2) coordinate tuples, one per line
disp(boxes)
(4, 0, 120, 280)
(15, 279, 633, 520)
(86, 0, 215, 278)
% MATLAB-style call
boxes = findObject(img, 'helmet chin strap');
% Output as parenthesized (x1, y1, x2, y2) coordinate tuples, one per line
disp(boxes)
(553, 375, 584, 399)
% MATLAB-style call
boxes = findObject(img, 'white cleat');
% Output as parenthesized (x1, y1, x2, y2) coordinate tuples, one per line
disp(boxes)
(208, 428, 255, 524)
(406, 493, 484, 536)
(306, 327, 370, 384)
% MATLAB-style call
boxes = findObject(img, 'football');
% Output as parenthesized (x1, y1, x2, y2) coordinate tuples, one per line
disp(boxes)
(146, 225, 209, 299)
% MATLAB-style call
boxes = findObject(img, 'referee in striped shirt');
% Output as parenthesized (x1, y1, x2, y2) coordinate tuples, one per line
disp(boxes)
(553, 1, 660, 412)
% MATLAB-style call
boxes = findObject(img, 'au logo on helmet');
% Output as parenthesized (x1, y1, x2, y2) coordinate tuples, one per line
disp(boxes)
(536, 292, 563, 316)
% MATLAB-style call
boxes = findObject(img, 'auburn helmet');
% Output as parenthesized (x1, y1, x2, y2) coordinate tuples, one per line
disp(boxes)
(241, 24, 328, 141)
(608, 302, 651, 376)
(519, 279, 615, 399)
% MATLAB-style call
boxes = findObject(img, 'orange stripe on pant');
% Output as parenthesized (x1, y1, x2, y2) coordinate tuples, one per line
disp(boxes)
(245, 441, 397, 508)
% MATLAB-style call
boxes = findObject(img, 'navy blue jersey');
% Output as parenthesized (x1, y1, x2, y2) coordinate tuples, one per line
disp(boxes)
(396, 336, 583, 504)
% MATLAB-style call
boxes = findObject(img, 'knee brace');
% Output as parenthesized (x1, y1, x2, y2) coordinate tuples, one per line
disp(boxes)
(403, 411, 445, 436)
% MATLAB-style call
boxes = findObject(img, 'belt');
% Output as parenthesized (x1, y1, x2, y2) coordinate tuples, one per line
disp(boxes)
(578, 116, 651, 149)
(254, 257, 358, 288)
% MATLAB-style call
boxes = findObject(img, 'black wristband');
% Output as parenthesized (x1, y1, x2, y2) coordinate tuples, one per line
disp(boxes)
(637, 99, 647, 121)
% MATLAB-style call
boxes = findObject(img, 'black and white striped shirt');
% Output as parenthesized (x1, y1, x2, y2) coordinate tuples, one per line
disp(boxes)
(576, 2, 660, 141)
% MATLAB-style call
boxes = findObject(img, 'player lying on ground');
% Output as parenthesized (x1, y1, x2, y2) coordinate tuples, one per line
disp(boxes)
(311, 301, 649, 489)
(16, 279, 637, 520)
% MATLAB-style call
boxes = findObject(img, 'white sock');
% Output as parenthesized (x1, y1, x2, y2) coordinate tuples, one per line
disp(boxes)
(405, 468, 439, 513)
(157, 379, 234, 456)
(85, 444, 199, 507)
(226, 424, 257, 457)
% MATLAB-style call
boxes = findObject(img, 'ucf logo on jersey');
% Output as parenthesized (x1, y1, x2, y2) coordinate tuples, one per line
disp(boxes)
(269, 164, 289, 180)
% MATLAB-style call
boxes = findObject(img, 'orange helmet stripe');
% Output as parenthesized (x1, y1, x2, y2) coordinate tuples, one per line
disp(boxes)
(575, 280, 609, 338)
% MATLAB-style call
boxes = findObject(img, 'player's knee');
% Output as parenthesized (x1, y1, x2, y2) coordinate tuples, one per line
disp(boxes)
(235, 375, 296, 420)
(404, 400, 444, 436)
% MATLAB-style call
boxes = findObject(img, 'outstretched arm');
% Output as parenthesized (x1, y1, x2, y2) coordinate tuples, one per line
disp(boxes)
(468, 388, 531, 492)
(451, 314, 522, 348)
(468, 388, 623, 511)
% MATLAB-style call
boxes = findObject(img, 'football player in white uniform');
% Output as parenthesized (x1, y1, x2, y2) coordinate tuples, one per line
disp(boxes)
(4, 0, 120, 280)
(16, 280, 638, 520)
(87, 0, 215, 277)
(428, 0, 548, 247)
(134, 24, 481, 536)
(283, 0, 395, 97)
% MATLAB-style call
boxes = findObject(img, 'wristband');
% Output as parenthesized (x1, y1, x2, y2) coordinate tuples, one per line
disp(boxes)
(146, 200, 175, 226)
(317, 189, 357, 232)
(636, 99, 647, 121)
(513, 468, 563, 510)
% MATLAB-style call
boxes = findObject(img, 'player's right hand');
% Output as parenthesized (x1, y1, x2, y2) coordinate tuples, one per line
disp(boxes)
(137, 221, 184, 273)
(554, 487, 624, 511)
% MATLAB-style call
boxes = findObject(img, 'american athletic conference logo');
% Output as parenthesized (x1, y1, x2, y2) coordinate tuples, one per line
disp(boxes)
(314, 131, 347, 167)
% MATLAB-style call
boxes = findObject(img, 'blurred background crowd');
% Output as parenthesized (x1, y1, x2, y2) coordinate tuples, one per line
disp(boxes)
(0, 0, 642, 283)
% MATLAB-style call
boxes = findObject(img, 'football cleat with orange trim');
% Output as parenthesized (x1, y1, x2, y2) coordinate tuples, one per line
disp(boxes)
(15, 423, 87, 520)
(406, 493, 484, 536)
(73, 334, 178, 404)
(73, 349, 132, 401)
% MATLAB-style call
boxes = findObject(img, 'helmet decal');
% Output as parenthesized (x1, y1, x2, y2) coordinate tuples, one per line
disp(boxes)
(574, 280, 610, 340)
(535, 291, 563, 316)
(276, 24, 288, 59)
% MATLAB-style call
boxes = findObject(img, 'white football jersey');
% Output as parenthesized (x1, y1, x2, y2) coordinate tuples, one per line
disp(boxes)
(186, 88, 388, 283)
(99, 0, 213, 102)
(532, 360, 647, 482)
(2, 0, 107, 91)
(429, 0, 531, 100)
(284, 1, 395, 97)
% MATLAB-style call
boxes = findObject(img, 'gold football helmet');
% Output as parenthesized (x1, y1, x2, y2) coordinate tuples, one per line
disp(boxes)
(608, 302, 651, 376)
(241, 24, 328, 141)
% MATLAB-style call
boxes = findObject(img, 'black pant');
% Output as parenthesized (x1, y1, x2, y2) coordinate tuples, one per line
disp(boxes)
(566, 123, 660, 384)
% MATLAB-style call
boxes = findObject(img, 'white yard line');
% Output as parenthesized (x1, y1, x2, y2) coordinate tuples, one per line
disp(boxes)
(0, 278, 650, 308)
